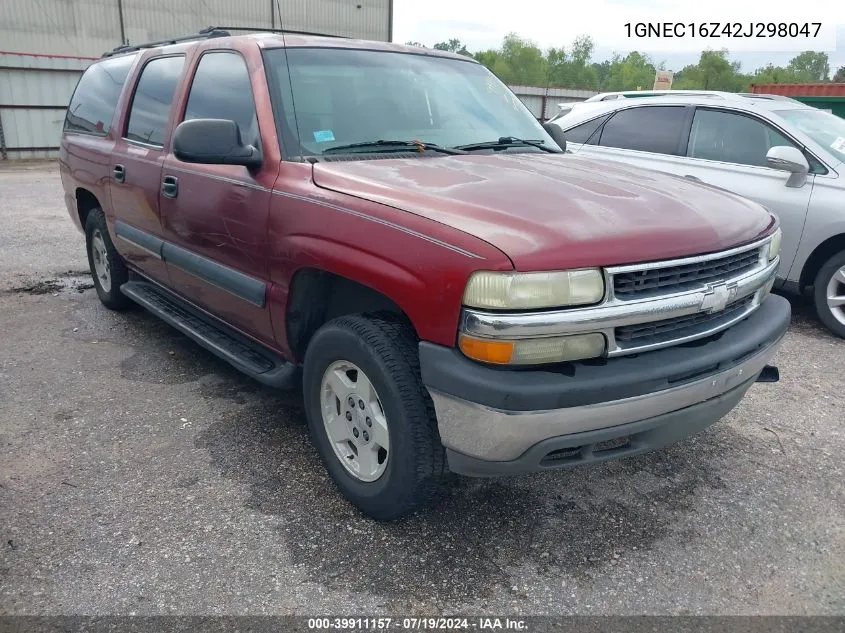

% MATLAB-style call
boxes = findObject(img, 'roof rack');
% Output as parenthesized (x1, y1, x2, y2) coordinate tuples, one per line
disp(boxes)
(102, 27, 231, 57)
(101, 25, 346, 58)
(211, 25, 348, 39)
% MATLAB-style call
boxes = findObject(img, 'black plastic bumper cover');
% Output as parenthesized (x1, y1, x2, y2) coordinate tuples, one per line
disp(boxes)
(420, 294, 791, 412)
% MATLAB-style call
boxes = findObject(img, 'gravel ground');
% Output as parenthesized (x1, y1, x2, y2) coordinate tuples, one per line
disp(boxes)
(0, 161, 843, 616)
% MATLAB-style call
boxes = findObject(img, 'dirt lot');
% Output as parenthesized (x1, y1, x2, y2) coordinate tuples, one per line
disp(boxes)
(0, 161, 843, 616)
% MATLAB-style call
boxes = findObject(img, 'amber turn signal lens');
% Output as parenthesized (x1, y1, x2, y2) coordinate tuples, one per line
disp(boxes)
(458, 334, 515, 364)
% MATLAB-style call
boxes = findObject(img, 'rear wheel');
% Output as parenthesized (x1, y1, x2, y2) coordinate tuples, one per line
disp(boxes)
(85, 208, 130, 310)
(813, 250, 845, 338)
(303, 314, 446, 520)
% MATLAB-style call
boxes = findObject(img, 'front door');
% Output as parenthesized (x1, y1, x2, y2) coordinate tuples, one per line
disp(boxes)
(159, 50, 276, 344)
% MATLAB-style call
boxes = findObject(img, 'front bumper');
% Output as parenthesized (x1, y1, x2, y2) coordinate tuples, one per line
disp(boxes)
(420, 294, 791, 476)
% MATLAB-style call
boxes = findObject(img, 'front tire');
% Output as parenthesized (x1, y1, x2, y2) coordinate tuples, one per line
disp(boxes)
(813, 251, 845, 339)
(303, 314, 446, 520)
(85, 208, 130, 310)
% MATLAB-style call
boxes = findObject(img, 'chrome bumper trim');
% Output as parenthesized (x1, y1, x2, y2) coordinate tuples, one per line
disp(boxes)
(461, 257, 779, 356)
(429, 332, 783, 462)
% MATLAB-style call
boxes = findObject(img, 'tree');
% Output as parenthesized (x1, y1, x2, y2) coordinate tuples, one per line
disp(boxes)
(835, 67, 845, 82)
(405, 41, 425, 48)
(787, 51, 830, 82)
(433, 38, 471, 56)
(603, 52, 656, 91)
(474, 33, 547, 85)
(545, 36, 599, 89)
(592, 59, 611, 89)
(673, 50, 748, 91)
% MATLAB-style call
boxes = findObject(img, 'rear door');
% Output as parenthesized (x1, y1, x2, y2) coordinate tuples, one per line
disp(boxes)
(159, 49, 275, 344)
(566, 105, 693, 175)
(109, 54, 186, 285)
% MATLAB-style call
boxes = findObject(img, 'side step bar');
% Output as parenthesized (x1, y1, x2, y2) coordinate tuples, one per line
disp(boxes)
(121, 281, 297, 389)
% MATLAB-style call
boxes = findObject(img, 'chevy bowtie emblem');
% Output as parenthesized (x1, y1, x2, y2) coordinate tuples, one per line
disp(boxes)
(700, 282, 738, 313)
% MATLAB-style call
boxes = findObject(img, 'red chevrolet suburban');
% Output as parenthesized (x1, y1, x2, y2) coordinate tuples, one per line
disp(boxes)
(60, 28, 790, 520)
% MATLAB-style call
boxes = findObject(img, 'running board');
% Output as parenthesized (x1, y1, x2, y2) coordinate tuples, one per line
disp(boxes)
(120, 281, 297, 389)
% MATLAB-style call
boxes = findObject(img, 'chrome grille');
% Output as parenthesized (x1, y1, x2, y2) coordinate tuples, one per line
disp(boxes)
(613, 248, 761, 299)
(615, 295, 755, 348)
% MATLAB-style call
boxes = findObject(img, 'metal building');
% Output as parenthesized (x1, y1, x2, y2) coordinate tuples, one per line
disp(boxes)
(0, 0, 393, 159)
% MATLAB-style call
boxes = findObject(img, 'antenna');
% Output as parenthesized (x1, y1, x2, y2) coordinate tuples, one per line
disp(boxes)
(276, 0, 304, 160)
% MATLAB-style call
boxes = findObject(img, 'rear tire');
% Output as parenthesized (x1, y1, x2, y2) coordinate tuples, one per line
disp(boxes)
(303, 314, 446, 520)
(85, 208, 131, 310)
(813, 250, 845, 339)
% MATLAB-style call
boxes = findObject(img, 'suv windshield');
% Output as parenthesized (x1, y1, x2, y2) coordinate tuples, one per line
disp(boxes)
(263, 47, 557, 157)
(776, 108, 845, 163)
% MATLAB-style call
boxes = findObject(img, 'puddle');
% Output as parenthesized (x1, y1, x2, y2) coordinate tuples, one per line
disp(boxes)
(9, 271, 94, 295)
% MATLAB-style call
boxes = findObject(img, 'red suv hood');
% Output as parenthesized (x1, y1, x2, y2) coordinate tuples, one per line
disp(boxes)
(312, 153, 774, 271)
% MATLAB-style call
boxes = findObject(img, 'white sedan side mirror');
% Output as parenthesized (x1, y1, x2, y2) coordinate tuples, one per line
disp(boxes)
(766, 146, 810, 188)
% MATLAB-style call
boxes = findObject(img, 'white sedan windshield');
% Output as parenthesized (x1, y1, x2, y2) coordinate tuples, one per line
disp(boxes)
(776, 108, 845, 162)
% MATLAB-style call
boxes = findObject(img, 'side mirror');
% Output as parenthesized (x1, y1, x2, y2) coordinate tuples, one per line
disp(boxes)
(542, 122, 567, 152)
(173, 118, 262, 167)
(766, 145, 809, 187)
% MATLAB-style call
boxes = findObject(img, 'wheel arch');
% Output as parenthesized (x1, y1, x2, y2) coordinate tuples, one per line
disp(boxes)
(75, 187, 101, 230)
(284, 266, 416, 362)
(799, 233, 845, 291)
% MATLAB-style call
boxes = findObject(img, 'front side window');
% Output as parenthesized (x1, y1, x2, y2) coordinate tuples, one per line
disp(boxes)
(64, 54, 137, 136)
(687, 108, 799, 167)
(184, 52, 259, 146)
(598, 106, 688, 155)
(263, 48, 556, 157)
(125, 56, 185, 146)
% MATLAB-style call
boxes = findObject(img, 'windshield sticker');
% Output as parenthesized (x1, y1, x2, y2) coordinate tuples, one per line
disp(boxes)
(313, 129, 335, 143)
(831, 137, 845, 152)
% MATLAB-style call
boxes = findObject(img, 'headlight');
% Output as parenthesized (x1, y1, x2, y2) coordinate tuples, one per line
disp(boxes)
(459, 332, 606, 365)
(462, 269, 605, 310)
(768, 228, 782, 262)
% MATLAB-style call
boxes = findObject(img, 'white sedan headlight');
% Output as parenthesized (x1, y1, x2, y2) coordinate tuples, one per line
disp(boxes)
(462, 269, 605, 310)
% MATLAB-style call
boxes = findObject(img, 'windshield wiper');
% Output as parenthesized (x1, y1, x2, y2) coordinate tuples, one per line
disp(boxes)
(453, 137, 562, 153)
(321, 140, 465, 155)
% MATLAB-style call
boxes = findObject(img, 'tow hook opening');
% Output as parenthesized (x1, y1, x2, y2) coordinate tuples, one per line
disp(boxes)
(756, 365, 780, 383)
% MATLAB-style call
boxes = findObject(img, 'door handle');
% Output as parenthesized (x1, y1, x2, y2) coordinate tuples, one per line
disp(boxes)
(113, 164, 126, 184)
(161, 175, 178, 199)
(684, 174, 703, 183)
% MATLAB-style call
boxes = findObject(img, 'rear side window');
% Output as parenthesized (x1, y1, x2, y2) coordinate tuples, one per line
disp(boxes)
(184, 52, 259, 146)
(64, 55, 136, 136)
(125, 56, 185, 146)
(599, 106, 688, 155)
(564, 114, 611, 145)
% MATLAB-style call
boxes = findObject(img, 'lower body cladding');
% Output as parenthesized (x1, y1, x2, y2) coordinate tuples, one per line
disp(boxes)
(420, 294, 791, 476)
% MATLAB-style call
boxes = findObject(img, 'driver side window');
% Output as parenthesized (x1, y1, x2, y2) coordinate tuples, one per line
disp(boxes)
(183, 52, 259, 146)
(687, 109, 797, 168)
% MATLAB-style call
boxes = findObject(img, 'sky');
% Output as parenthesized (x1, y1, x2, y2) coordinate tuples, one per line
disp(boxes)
(393, 0, 845, 75)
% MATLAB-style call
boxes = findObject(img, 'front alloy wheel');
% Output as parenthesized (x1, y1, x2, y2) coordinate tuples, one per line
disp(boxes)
(320, 360, 390, 482)
(302, 313, 446, 520)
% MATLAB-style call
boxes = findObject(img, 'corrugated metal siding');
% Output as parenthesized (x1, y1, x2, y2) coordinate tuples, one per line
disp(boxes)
(0, 53, 91, 159)
(508, 86, 598, 121)
(0, 0, 391, 159)
(751, 83, 845, 97)
(0, 0, 391, 58)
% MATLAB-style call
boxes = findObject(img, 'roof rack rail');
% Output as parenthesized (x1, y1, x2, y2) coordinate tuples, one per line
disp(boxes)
(102, 27, 231, 57)
(209, 25, 348, 39)
(101, 25, 347, 57)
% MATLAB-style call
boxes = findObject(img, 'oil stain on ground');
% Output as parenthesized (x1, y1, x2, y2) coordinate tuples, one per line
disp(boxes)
(197, 396, 739, 607)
